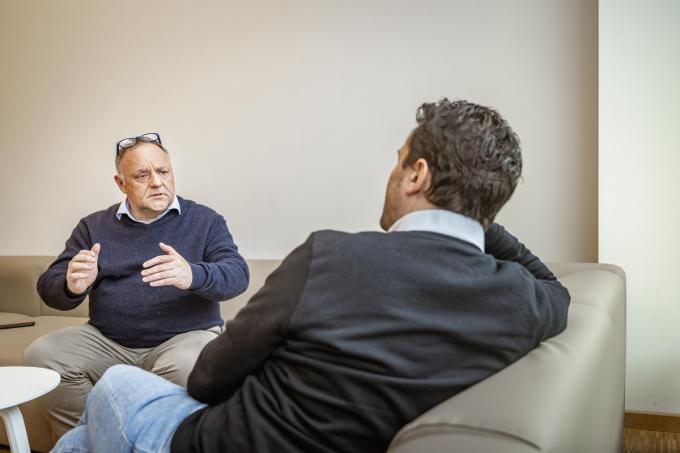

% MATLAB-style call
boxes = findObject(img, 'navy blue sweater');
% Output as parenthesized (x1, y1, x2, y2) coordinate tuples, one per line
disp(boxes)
(37, 197, 249, 348)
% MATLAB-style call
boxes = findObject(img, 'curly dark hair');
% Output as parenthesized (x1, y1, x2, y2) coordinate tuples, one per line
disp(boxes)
(405, 99, 522, 229)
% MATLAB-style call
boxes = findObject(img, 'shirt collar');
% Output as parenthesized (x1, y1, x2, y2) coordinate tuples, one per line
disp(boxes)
(116, 196, 181, 224)
(388, 209, 485, 251)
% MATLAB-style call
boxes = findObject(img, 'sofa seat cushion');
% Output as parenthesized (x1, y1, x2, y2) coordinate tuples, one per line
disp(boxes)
(0, 315, 87, 366)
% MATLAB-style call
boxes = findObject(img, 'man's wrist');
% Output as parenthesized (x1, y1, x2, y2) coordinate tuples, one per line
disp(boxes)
(64, 281, 90, 299)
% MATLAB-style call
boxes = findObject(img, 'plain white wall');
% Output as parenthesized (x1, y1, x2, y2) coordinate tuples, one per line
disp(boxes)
(600, 0, 680, 412)
(0, 0, 597, 261)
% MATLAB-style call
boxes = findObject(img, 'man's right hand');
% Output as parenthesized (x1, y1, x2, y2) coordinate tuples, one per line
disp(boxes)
(66, 243, 100, 295)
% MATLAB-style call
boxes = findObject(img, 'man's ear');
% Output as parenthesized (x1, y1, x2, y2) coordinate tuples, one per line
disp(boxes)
(114, 174, 126, 194)
(405, 158, 432, 195)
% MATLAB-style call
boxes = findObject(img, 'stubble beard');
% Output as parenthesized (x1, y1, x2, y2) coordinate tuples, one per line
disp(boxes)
(379, 187, 398, 231)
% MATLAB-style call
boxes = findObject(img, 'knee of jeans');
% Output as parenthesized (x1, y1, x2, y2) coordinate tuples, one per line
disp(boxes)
(100, 364, 138, 384)
(91, 365, 130, 403)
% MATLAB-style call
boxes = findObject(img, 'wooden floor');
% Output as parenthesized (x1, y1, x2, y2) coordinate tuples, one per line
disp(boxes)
(624, 428, 680, 453)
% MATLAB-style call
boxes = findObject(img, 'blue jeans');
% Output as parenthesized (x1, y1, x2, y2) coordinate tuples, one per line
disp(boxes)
(51, 364, 207, 453)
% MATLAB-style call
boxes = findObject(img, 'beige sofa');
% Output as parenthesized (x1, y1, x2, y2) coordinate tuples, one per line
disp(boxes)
(0, 257, 625, 452)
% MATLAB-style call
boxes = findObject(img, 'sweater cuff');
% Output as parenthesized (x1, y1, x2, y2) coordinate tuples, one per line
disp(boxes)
(189, 263, 209, 292)
(63, 281, 89, 303)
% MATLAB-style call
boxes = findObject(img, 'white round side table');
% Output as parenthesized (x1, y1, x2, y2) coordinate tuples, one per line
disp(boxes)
(0, 367, 60, 453)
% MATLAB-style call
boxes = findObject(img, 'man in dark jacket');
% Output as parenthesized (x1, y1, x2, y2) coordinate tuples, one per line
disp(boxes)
(52, 99, 570, 453)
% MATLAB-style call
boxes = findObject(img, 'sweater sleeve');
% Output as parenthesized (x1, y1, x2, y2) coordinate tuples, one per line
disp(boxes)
(187, 214, 250, 302)
(186, 234, 313, 404)
(36, 220, 91, 310)
(485, 223, 559, 280)
(485, 223, 571, 340)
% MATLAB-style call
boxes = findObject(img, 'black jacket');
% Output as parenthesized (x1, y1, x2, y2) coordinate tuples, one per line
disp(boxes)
(171, 224, 570, 452)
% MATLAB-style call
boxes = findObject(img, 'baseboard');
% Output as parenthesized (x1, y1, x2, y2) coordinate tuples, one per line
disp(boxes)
(625, 410, 680, 433)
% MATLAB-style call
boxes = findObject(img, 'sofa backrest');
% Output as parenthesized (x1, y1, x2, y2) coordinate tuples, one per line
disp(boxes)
(0, 256, 55, 317)
(217, 260, 281, 320)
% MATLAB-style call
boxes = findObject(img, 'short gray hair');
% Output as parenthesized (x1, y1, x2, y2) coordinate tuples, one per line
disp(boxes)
(115, 142, 170, 173)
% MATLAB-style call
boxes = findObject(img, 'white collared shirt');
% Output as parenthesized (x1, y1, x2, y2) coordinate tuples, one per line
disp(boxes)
(115, 196, 181, 224)
(388, 209, 485, 252)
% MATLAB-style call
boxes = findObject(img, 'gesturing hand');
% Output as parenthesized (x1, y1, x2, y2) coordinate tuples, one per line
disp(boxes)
(67, 243, 100, 295)
(141, 242, 193, 290)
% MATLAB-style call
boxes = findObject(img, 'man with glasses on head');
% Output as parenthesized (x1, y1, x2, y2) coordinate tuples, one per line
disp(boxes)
(24, 132, 249, 442)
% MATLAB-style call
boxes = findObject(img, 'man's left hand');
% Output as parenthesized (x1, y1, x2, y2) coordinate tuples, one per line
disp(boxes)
(142, 243, 193, 290)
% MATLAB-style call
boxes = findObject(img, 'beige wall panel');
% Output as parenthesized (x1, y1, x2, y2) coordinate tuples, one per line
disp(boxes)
(0, 0, 596, 261)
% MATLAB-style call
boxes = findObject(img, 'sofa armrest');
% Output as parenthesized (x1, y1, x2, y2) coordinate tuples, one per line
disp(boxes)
(388, 264, 626, 453)
(547, 262, 626, 283)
